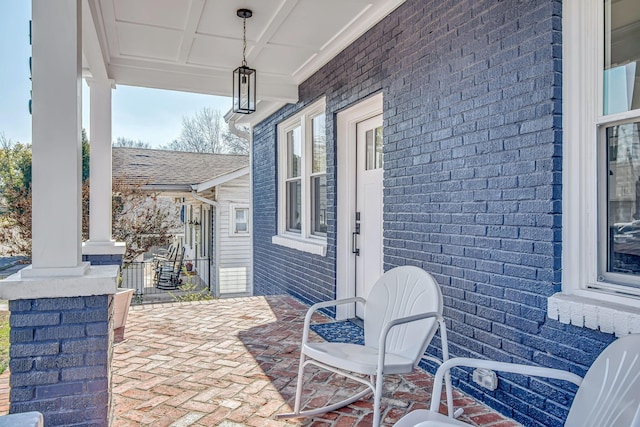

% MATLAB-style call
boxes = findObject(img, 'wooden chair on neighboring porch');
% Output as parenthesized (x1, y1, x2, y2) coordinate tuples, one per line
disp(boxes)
(154, 245, 185, 290)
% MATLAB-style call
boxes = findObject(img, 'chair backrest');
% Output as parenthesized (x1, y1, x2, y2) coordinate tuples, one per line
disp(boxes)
(566, 333, 640, 427)
(166, 243, 177, 261)
(363, 266, 443, 364)
(173, 246, 185, 273)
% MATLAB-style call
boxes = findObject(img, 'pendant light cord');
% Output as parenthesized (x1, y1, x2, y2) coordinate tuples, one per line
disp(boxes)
(242, 17, 247, 67)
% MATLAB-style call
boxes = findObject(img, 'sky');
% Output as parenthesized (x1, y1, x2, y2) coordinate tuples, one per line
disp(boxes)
(0, 2, 231, 148)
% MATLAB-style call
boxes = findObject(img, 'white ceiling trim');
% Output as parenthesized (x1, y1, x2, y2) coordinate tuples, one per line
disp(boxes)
(292, 0, 406, 84)
(96, 0, 120, 60)
(109, 60, 297, 102)
(82, 0, 109, 80)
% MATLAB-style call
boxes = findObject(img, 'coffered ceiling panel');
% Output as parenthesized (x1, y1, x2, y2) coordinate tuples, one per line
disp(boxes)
(270, 0, 371, 49)
(113, 0, 191, 30)
(116, 22, 183, 61)
(188, 36, 245, 69)
(252, 44, 317, 76)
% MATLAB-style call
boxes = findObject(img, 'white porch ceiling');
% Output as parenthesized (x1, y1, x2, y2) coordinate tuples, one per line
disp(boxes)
(83, 0, 405, 119)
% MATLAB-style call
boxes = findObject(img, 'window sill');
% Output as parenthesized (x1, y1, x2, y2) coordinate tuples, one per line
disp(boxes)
(272, 234, 327, 257)
(548, 292, 640, 336)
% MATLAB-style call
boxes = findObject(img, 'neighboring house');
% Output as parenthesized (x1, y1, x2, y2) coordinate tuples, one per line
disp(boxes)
(243, 0, 640, 426)
(112, 147, 251, 297)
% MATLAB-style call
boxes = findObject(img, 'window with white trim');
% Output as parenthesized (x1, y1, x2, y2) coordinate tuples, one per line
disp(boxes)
(554, 0, 640, 334)
(272, 98, 327, 256)
(230, 204, 250, 236)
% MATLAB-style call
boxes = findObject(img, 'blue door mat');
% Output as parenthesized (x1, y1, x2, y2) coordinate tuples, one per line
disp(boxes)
(310, 320, 364, 345)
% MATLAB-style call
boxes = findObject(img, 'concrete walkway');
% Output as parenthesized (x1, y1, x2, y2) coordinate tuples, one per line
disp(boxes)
(112, 296, 521, 426)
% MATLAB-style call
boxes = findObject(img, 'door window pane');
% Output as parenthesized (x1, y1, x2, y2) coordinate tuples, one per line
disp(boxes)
(287, 127, 302, 178)
(365, 126, 384, 170)
(311, 175, 327, 236)
(286, 180, 302, 232)
(603, 0, 640, 115)
(312, 114, 326, 173)
(607, 121, 640, 281)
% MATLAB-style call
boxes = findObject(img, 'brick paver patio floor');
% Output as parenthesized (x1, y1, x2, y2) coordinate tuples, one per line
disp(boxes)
(111, 296, 521, 426)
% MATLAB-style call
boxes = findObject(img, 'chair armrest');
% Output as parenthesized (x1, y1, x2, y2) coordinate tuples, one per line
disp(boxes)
(378, 312, 441, 351)
(429, 357, 584, 414)
(302, 297, 366, 344)
(376, 312, 442, 370)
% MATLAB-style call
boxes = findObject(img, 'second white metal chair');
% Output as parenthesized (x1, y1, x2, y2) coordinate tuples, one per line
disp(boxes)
(277, 265, 454, 427)
(394, 333, 640, 427)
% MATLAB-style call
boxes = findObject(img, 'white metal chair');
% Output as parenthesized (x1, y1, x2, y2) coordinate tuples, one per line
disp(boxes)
(277, 266, 454, 427)
(394, 333, 640, 427)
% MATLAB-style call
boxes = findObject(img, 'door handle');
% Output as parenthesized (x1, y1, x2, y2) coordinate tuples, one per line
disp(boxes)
(352, 231, 360, 256)
(352, 221, 360, 256)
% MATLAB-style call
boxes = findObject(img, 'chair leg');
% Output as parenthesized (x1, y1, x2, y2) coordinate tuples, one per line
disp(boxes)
(292, 353, 307, 414)
(276, 358, 373, 420)
(372, 372, 384, 427)
(444, 369, 454, 417)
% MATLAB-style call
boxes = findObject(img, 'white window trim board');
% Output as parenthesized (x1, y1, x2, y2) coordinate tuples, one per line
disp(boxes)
(554, 0, 640, 335)
(273, 98, 328, 256)
(229, 203, 250, 236)
(271, 234, 327, 256)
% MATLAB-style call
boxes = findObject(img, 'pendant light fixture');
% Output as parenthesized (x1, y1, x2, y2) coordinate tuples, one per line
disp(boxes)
(232, 8, 256, 114)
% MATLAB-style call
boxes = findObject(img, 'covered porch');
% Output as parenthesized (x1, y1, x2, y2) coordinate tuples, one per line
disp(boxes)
(0, 296, 520, 425)
(0, 1, 413, 423)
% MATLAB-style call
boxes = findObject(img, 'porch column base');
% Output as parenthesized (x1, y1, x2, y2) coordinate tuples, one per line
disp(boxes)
(1, 266, 118, 427)
(82, 242, 126, 266)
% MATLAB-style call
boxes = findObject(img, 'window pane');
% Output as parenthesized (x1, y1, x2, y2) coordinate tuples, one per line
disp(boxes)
(365, 126, 384, 170)
(286, 179, 302, 233)
(607, 122, 640, 280)
(312, 114, 326, 173)
(311, 175, 327, 236)
(287, 127, 302, 178)
(603, 0, 640, 115)
(235, 208, 248, 233)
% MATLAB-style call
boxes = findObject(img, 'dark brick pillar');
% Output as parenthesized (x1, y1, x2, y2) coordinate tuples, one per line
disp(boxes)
(82, 254, 123, 266)
(9, 295, 114, 426)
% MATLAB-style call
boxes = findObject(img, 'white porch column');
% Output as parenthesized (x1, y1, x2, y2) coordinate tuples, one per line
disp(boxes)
(82, 79, 126, 262)
(86, 79, 115, 245)
(27, 0, 88, 276)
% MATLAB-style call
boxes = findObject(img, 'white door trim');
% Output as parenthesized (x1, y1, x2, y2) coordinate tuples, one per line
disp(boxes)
(336, 92, 383, 320)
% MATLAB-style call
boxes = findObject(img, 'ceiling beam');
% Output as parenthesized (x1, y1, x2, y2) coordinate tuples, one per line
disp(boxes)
(108, 61, 298, 102)
(177, 0, 206, 64)
(246, 0, 300, 65)
(82, 0, 109, 80)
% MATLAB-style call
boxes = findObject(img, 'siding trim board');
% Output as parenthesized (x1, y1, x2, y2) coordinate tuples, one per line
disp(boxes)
(252, 1, 618, 426)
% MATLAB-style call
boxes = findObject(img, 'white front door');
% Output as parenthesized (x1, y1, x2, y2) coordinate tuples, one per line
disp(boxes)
(354, 114, 384, 317)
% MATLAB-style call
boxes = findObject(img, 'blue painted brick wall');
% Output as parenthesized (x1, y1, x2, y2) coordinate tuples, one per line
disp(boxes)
(253, 103, 337, 309)
(9, 295, 113, 427)
(253, 0, 617, 426)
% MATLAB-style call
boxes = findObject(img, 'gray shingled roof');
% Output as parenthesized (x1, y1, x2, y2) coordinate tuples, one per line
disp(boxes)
(112, 147, 249, 191)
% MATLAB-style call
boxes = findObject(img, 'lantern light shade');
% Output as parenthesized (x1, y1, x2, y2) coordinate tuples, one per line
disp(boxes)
(233, 65, 256, 114)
